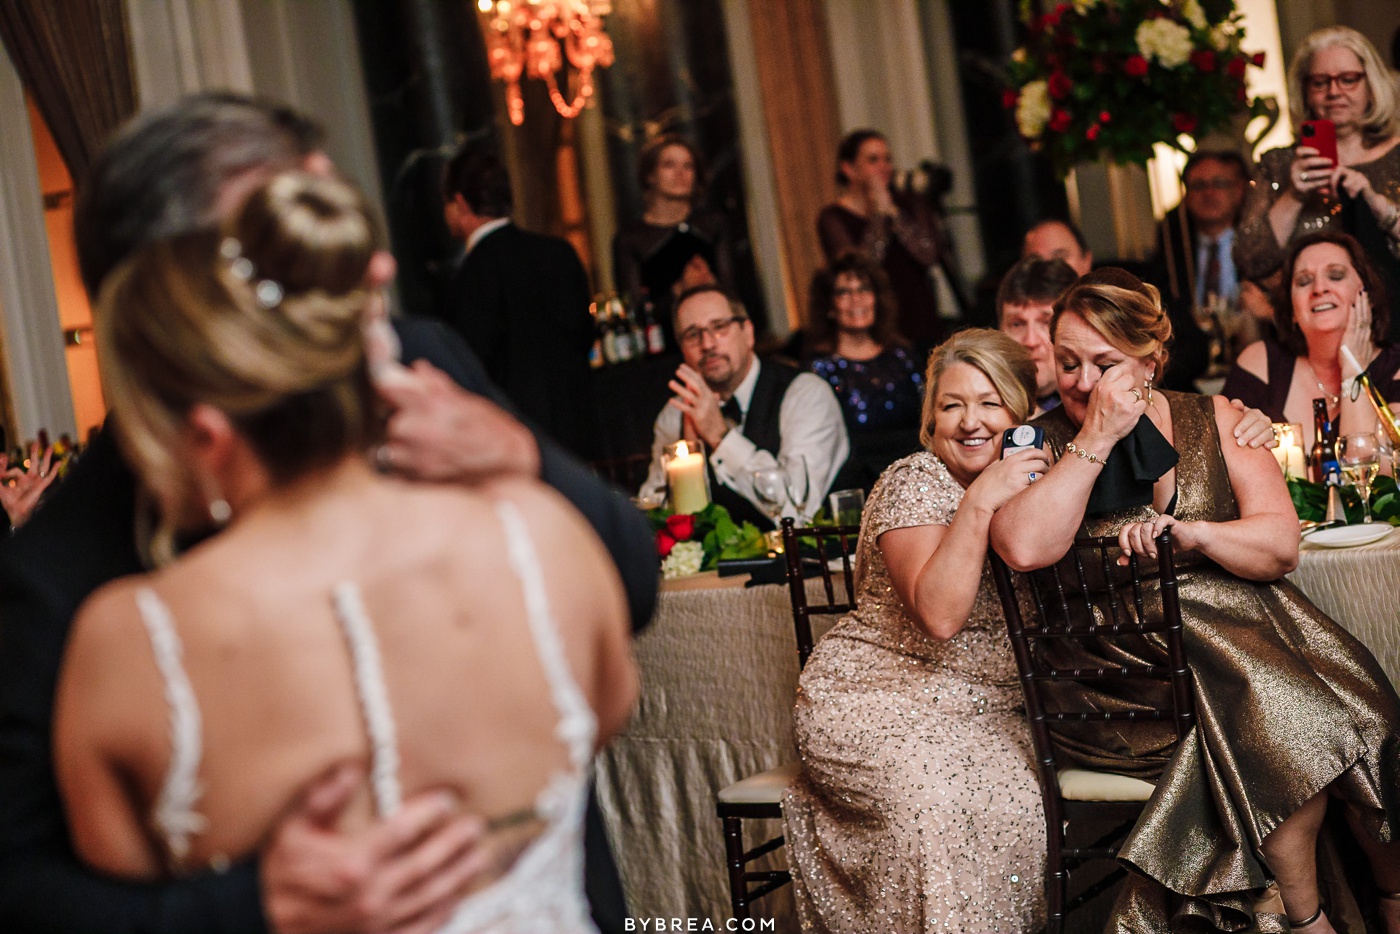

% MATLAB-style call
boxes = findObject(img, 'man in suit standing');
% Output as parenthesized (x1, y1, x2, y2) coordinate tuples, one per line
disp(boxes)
(1146, 149, 1273, 386)
(441, 149, 596, 459)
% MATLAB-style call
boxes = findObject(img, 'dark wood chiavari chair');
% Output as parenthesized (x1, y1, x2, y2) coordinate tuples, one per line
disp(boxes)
(989, 531, 1195, 934)
(715, 516, 859, 919)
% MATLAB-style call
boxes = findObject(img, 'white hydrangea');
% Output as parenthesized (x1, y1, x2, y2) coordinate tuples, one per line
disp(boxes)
(661, 541, 705, 579)
(1136, 17, 1194, 69)
(1181, 0, 1207, 31)
(1016, 80, 1051, 139)
(1071, 0, 1100, 12)
(1210, 23, 1235, 52)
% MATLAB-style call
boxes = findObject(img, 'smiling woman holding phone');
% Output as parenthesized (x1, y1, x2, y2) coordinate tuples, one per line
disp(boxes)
(1236, 27, 1400, 341)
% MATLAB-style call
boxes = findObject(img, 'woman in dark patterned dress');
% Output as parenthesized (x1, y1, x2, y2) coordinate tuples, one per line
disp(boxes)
(807, 252, 925, 491)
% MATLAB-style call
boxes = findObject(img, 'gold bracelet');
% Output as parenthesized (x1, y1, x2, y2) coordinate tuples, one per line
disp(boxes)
(1064, 440, 1105, 465)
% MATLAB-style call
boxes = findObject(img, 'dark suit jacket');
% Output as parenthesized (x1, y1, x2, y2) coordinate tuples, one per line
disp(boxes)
(444, 223, 597, 459)
(0, 316, 654, 933)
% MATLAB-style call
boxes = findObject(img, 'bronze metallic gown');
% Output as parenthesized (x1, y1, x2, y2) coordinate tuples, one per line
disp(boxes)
(1036, 391, 1400, 933)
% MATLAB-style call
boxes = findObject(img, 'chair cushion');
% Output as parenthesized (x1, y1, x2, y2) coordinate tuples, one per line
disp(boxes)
(1057, 767, 1156, 802)
(717, 763, 802, 804)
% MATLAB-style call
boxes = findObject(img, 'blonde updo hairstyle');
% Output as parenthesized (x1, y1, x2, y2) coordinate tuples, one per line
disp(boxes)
(919, 329, 1037, 451)
(96, 171, 382, 562)
(1287, 26, 1400, 145)
(1052, 268, 1173, 379)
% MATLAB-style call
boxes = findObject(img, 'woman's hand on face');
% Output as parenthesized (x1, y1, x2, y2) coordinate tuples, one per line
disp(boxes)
(1341, 289, 1377, 375)
(1290, 146, 1335, 198)
(966, 446, 1051, 513)
(1116, 514, 1203, 566)
(1080, 363, 1148, 449)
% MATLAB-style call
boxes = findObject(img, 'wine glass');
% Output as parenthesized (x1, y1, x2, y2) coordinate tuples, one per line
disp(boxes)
(1339, 433, 1381, 524)
(750, 465, 787, 552)
(780, 454, 811, 526)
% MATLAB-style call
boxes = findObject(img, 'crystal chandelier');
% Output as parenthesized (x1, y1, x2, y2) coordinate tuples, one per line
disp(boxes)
(477, 0, 616, 126)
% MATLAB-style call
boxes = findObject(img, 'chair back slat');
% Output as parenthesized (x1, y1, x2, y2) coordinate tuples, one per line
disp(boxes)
(990, 531, 1196, 776)
(781, 517, 860, 669)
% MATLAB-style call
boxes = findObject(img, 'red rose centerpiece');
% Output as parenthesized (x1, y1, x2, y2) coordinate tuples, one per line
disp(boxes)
(1005, 0, 1269, 176)
(648, 503, 767, 579)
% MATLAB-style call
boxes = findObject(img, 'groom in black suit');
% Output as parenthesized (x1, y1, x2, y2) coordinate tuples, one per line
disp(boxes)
(440, 149, 597, 460)
(0, 93, 653, 934)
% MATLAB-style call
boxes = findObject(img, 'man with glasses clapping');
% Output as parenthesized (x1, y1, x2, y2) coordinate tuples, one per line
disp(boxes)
(638, 285, 849, 528)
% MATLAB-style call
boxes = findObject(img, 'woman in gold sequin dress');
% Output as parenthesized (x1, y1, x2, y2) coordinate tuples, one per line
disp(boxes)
(992, 271, 1400, 934)
(784, 330, 1051, 933)
(1236, 27, 1400, 342)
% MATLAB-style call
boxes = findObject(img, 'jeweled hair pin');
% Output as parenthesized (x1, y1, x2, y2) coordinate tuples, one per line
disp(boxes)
(220, 237, 285, 309)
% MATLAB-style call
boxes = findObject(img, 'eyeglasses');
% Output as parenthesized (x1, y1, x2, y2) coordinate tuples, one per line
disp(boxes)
(1306, 71, 1366, 92)
(1184, 178, 1243, 193)
(678, 316, 743, 347)
(833, 284, 874, 298)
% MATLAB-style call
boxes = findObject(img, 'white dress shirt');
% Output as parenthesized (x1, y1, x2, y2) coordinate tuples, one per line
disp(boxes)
(640, 358, 850, 520)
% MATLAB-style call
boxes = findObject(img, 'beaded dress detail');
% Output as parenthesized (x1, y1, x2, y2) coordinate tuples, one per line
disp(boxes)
(135, 500, 598, 933)
(783, 452, 1046, 933)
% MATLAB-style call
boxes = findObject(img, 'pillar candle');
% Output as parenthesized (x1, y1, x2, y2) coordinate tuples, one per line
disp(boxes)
(666, 440, 709, 514)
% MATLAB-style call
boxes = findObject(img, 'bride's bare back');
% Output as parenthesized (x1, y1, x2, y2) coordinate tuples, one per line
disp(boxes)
(55, 461, 635, 881)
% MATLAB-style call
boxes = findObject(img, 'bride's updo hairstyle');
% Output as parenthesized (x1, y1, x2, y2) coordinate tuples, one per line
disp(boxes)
(96, 171, 381, 558)
(1052, 268, 1174, 375)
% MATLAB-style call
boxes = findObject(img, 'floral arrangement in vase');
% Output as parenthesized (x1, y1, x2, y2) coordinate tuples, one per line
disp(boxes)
(1003, 0, 1270, 176)
(648, 503, 768, 579)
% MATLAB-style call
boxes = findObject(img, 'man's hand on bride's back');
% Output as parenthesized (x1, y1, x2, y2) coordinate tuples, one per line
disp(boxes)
(261, 763, 488, 934)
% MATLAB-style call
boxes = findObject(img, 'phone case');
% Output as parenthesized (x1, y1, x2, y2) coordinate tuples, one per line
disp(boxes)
(1300, 120, 1338, 165)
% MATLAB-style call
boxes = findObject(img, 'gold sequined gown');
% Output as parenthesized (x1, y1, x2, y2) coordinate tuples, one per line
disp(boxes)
(783, 453, 1047, 933)
(1036, 392, 1400, 933)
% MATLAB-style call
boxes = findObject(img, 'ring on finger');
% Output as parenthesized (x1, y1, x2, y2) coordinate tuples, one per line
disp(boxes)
(1301, 172, 1310, 182)
(1129, 388, 1142, 402)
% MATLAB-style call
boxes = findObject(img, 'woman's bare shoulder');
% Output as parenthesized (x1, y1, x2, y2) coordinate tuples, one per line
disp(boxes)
(1234, 340, 1271, 381)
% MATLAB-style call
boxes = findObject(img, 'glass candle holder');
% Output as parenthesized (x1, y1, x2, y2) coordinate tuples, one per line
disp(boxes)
(663, 439, 710, 515)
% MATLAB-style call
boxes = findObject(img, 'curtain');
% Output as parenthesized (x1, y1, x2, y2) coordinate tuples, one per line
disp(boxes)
(747, 0, 840, 331)
(0, 0, 136, 184)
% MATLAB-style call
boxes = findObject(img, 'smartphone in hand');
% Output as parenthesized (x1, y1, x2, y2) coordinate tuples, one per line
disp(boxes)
(1001, 425, 1045, 481)
(1300, 119, 1338, 166)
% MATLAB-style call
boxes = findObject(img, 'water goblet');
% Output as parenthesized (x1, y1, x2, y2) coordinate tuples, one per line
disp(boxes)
(1339, 433, 1381, 524)
(779, 454, 811, 525)
(751, 465, 788, 552)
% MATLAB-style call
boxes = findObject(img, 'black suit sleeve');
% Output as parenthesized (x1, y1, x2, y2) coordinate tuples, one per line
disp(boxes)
(395, 318, 658, 631)
(0, 435, 270, 934)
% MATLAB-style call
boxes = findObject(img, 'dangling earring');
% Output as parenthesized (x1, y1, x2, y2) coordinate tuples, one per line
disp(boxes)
(1144, 373, 1155, 405)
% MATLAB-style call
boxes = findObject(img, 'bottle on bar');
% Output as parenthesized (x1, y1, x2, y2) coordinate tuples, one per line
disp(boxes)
(639, 289, 665, 355)
(607, 296, 634, 363)
(588, 299, 605, 369)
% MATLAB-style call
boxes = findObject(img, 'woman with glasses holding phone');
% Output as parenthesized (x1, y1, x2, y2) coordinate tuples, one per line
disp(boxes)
(806, 252, 925, 490)
(1237, 27, 1400, 341)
